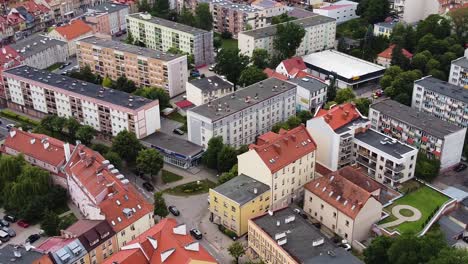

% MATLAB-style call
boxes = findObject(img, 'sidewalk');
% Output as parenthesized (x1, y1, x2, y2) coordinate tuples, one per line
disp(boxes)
(156, 164, 219, 190)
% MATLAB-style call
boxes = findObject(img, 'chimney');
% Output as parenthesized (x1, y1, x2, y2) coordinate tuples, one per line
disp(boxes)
(43, 141, 50, 149)
(64, 143, 71, 162)
(276, 220, 280, 226)
(254, 188, 258, 194)
(9, 130, 16, 138)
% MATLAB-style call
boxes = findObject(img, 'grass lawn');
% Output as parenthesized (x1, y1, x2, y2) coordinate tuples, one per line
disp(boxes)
(59, 213, 78, 229)
(162, 170, 183, 184)
(46, 62, 64, 72)
(221, 38, 238, 50)
(164, 180, 217, 196)
(379, 186, 450, 234)
(166, 112, 186, 124)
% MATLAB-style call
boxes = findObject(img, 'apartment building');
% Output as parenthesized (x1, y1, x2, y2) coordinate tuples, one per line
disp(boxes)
(104, 218, 217, 264)
(448, 48, 468, 88)
(370, 99, 466, 169)
(10, 34, 69, 70)
(248, 207, 362, 264)
(3, 66, 161, 139)
(126, 13, 214, 67)
(38, 238, 89, 264)
(209, 0, 262, 38)
(187, 78, 297, 148)
(76, 36, 188, 97)
(288, 77, 328, 112)
(238, 15, 336, 57)
(303, 166, 383, 244)
(209, 174, 270, 236)
(251, 0, 288, 17)
(314, 0, 359, 24)
(412, 76, 468, 128)
(306, 103, 418, 186)
(65, 144, 154, 248)
(186, 76, 233, 106)
(391, 0, 466, 24)
(86, 3, 129, 35)
(373, 21, 398, 38)
(48, 20, 94, 56)
(238, 125, 317, 210)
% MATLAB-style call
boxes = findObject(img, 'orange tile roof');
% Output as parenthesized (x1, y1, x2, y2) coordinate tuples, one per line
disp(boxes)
(65, 145, 153, 232)
(33, 255, 54, 264)
(2, 128, 67, 169)
(103, 218, 217, 264)
(264, 68, 288, 80)
(314, 102, 363, 131)
(304, 166, 382, 219)
(250, 125, 317, 173)
(281, 57, 307, 74)
(54, 20, 93, 41)
(378, 44, 413, 59)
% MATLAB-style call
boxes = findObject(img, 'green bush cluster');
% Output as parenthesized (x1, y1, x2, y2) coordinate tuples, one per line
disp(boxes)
(0, 110, 39, 126)
(218, 225, 237, 240)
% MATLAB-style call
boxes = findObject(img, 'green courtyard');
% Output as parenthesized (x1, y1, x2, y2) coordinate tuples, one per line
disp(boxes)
(379, 185, 450, 234)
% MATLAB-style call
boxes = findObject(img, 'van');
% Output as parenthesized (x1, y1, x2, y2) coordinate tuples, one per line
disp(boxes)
(0, 230, 10, 242)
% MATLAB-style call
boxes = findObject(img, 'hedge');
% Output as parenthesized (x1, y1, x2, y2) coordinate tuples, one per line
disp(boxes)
(0, 109, 39, 126)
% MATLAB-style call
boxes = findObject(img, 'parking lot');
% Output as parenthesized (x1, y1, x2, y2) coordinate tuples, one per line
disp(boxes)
(0, 209, 47, 248)
(433, 162, 468, 190)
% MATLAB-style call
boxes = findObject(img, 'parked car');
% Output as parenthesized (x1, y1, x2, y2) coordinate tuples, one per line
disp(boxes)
(190, 228, 203, 240)
(17, 220, 30, 228)
(208, 65, 215, 71)
(168, 206, 180, 216)
(293, 208, 307, 219)
(59, 64, 66, 69)
(190, 71, 201, 77)
(0, 230, 10, 242)
(26, 234, 41, 244)
(0, 219, 9, 227)
(3, 215, 16, 223)
(339, 240, 351, 251)
(2, 227, 15, 237)
(142, 182, 155, 192)
(454, 163, 467, 172)
(64, 62, 71, 67)
(173, 128, 185, 135)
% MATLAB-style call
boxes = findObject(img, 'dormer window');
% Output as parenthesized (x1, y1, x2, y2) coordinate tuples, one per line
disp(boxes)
(101, 232, 110, 239)
(90, 239, 99, 246)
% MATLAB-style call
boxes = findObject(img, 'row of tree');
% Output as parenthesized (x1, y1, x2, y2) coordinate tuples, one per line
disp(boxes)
(202, 137, 249, 174)
(35, 115, 96, 145)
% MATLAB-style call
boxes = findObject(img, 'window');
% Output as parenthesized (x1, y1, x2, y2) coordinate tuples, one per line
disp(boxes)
(231, 206, 236, 212)
(309, 197, 313, 202)
(346, 220, 349, 227)
(321, 204, 324, 209)
(333, 212, 337, 218)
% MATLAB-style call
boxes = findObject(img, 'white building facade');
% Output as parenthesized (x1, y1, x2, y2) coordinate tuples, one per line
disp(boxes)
(185, 76, 234, 106)
(448, 49, 468, 88)
(314, 0, 359, 24)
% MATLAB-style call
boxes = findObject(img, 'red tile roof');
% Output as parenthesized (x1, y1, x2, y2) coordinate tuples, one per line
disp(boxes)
(175, 99, 193, 109)
(295, 70, 326, 81)
(281, 57, 307, 74)
(65, 145, 153, 232)
(264, 68, 288, 80)
(2, 128, 67, 169)
(0, 46, 22, 72)
(38, 237, 76, 252)
(378, 44, 413, 59)
(305, 166, 382, 219)
(103, 218, 217, 264)
(53, 20, 93, 41)
(20, 0, 50, 14)
(314, 103, 363, 131)
(250, 125, 317, 173)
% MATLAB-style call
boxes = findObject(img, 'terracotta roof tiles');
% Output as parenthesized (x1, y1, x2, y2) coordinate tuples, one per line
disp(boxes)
(378, 44, 413, 59)
(281, 57, 307, 74)
(314, 102, 363, 131)
(53, 20, 93, 41)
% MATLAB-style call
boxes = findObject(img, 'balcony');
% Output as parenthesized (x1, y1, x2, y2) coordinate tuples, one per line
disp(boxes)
(356, 156, 377, 170)
(385, 162, 405, 172)
(384, 171, 403, 181)
(357, 149, 377, 161)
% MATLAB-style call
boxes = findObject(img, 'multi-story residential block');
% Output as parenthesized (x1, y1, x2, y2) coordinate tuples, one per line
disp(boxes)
(303, 166, 383, 244)
(3, 66, 161, 139)
(391, 0, 467, 24)
(37, 0, 75, 21)
(86, 3, 129, 35)
(314, 0, 359, 24)
(238, 125, 317, 209)
(65, 144, 154, 248)
(209, 174, 270, 236)
(104, 218, 217, 264)
(20, 0, 54, 31)
(412, 76, 468, 128)
(448, 48, 468, 88)
(376, 44, 413, 68)
(0, 15, 15, 43)
(307, 103, 418, 186)
(373, 21, 398, 38)
(248, 207, 363, 264)
(126, 13, 214, 67)
(288, 77, 328, 112)
(187, 78, 297, 147)
(251, 0, 288, 17)
(76, 36, 188, 97)
(48, 19, 94, 56)
(370, 99, 466, 169)
(11, 34, 69, 70)
(0, 46, 22, 103)
(62, 219, 118, 263)
(185, 76, 233, 106)
(238, 15, 336, 57)
(38, 237, 89, 264)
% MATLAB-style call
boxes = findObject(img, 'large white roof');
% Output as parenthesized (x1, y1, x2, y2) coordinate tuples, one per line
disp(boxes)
(302, 50, 385, 79)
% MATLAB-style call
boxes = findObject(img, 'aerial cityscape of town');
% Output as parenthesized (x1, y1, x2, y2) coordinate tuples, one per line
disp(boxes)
(0, 0, 467, 263)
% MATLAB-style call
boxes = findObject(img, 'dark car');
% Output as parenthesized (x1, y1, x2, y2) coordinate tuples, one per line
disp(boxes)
(59, 64, 67, 69)
(190, 228, 202, 240)
(168, 206, 180, 216)
(0, 219, 9, 227)
(142, 182, 155, 192)
(454, 163, 467, 172)
(173, 128, 185, 135)
(26, 234, 41, 244)
(3, 215, 16, 223)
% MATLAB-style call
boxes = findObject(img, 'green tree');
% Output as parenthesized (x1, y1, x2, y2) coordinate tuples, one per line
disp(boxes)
(41, 210, 60, 236)
(39, 115, 67, 135)
(416, 15, 451, 40)
(125, 31, 135, 44)
(202, 137, 224, 170)
(179, 6, 195, 26)
(429, 247, 468, 264)
(426, 58, 441, 73)
(111, 130, 143, 164)
(411, 52, 430, 73)
(195, 3, 213, 31)
(75, 125, 96, 145)
(363, 235, 393, 264)
(66, 117, 81, 139)
(273, 22, 306, 59)
(449, 7, 468, 43)
(102, 76, 113, 88)
(356, 0, 390, 24)
(415, 151, 440, 182)
(297, 110, 313, 124)
(0, 155, 24, 190)
(324, 101, 337, 110)
(136, 148, 164, 177)
(251, 49, 270, 69)
(68, 65, 101, 84)
(218, 164, 238, 184)
(138, 0, 151, 12)
(327, 76, 337, 102)
(228, 242, 245, 264)
(286, 116, 302, 128)
(238, 66, 267, 87)
(133, 87, 171, 108)
(113, 75, 136, 93)
(153, 192, 169, 218)
(354, 98, 372, 116)
(215, 48, 249, 87)
(335, 88, 356, 104)
(391, 44, 410, 70)
(271, 13, 295, 25)
(104, 151, 122, 169)
(152, 0, 169, 18)
(217, 145, 237, 173)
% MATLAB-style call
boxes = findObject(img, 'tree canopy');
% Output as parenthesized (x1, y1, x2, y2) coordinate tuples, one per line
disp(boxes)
(137, 148, 164, 177)
(356, 0, 390, 24)
(153, 192, 169, 218)
(238, 66, 267, 87)
(251, 49, 270, 69)
(133, 87, 171, 108)
(195, 3, 213, 31)
(273, 22, 306, 59)
(215, 48, 250, 87)
(228, 242, 245, 264)
(111, 130, 143, 164)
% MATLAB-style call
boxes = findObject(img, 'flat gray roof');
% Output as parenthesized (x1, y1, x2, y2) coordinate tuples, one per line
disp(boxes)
(374, 21, 399, 29)
(287, 7, 316, 19)
(210, 0, 260, 12)
(88, 3, 128, 13)
(452, 56, 468, 69)
(189, 78, 296, 121)
(288, 77, 327, 94)
(4, 65, 153, 110)
(189, 76, 233, 92)
(415, 76, 468, 104)
(241, 15, 335, 39)
(354, 129, 415, 159)
(11, 34, 67, 58)
(371, 99, 463, 138)
(213, 174, 270, 205)
(141, 132, 203, 158)
(128, 13, 209, 35)
(78, 36, 184, 61)
(252, 207, 363, 264)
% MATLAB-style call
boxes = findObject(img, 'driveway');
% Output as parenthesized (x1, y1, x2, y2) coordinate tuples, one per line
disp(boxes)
(0, 116, 18, 138)
(159, 116, 187, 140)
(433, 162, 468, 190)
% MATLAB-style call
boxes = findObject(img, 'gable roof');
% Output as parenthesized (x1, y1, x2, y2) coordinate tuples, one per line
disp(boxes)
(315, 102, 363, 131)
(305, 166, 382, 219)
(249, 125, 317, 173)
(53, 20, 93, 41)
(378, 44, 413, 59)
(263, 68, 288, 80)
(65, 220, 115, 252)
(280, 57, 307, 74)
(103, 218, 217, 264)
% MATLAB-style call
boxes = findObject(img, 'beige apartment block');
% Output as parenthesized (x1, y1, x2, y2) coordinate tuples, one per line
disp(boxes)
(77, 36, 188, 97)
